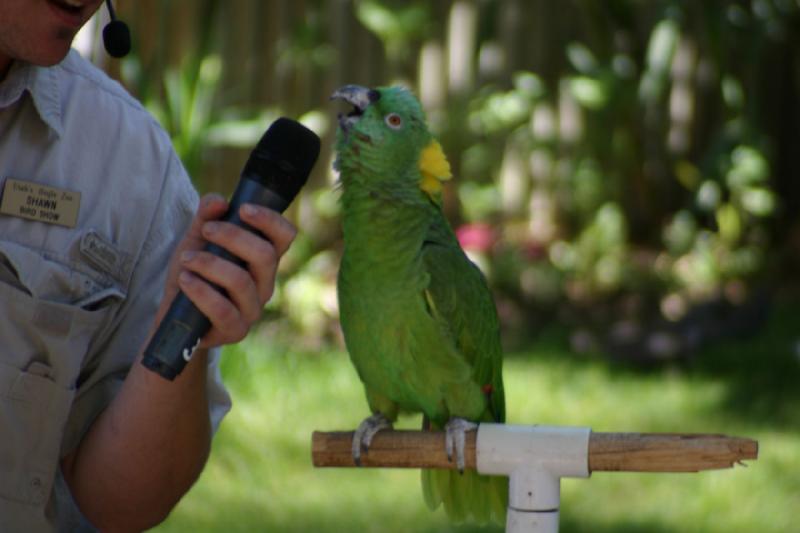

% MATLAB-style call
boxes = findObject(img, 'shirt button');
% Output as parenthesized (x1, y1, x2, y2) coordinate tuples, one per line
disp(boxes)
(29, 476, 46, 503)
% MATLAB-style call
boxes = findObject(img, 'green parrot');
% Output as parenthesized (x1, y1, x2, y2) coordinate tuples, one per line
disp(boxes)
(331, 84, 507, 524)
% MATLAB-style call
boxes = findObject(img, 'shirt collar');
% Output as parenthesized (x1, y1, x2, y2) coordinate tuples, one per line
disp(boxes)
(0, 60, 63, 137)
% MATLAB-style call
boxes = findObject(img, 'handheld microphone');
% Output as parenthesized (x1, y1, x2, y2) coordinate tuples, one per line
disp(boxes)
(103, 0, 131, 58)
(142, 118, 321, 380)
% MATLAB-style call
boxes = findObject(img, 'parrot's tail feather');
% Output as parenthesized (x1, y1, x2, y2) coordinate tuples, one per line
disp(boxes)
(489, 474, 507, 523)
(420, 467, 507, 525)
(421, 469, 440, 510)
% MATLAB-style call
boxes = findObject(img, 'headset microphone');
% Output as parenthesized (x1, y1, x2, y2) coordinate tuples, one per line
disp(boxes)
(103, 0, 131, 58)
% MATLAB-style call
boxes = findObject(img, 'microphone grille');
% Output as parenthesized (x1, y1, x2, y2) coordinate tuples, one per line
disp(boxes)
(244, 118, 321, 199)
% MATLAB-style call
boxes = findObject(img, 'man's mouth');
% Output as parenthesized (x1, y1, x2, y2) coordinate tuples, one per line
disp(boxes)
(50, 0, 86, 13)
(331, 85, 380, 131)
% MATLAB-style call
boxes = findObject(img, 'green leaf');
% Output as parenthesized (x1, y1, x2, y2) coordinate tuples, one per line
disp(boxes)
(569, 76, 609, 110)
(727, 145, 769, 188)
(696, 180, 722, 212)
(721, 76, 745, 110)
(716, 203, 741, 244)
(639, 18, 680, 103)
(512, 71, 545, 99)
(566, 42, 598, 74)
(740, 187, 776, 217)
(663, 210, 698, 254)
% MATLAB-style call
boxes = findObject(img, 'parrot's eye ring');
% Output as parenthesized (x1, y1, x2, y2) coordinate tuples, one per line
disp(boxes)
(385, 113, 403, 129)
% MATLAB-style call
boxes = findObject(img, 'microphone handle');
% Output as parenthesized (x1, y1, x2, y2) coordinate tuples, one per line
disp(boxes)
(141, 176, 290, 380)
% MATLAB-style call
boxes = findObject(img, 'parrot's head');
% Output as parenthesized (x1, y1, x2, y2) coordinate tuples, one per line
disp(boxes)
(331, 85, 451, 198)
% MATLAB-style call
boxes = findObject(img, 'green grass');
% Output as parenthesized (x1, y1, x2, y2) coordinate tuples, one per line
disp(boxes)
(151, 302, 799, 532)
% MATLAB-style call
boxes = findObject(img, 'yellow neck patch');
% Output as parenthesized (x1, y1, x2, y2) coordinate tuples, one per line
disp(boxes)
(418, 139, 452, 199)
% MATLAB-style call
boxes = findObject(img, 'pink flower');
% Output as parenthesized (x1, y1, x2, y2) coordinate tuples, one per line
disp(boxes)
(457, 223, 495, 253)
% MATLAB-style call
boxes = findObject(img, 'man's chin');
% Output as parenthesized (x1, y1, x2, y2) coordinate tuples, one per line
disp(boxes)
(31, 34, 74, 66)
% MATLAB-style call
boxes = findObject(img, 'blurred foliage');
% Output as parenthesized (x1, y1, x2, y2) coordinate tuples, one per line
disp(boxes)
(120, 47, 283, 183)
(356, 1, 430, 65)
(108, 0, 800, 359)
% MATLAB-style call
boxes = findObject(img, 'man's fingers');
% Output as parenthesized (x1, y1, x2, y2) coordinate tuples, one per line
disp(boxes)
(177, 271, 249, 345)
(198, 206, 296, 303)
(185, 193, 228, 242)
(238, 204, 297, 257)
(179, 251, 262, 324)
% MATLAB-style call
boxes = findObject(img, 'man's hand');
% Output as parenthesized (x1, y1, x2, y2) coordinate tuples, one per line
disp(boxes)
(158, 193, 297, 348)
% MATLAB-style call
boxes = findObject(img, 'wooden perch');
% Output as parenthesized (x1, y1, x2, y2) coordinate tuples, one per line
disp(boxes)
(312, 430, 758, 473)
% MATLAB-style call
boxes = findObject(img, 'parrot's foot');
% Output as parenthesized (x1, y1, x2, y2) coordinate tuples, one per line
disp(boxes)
(445, 417, 478, 473)
(352, 413, 393, 466)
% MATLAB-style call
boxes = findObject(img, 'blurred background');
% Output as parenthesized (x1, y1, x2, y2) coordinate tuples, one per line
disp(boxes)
(78, 1, 798, 531)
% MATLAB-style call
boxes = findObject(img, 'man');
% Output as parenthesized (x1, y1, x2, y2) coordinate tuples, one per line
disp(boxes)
(0, 1, 296, 531)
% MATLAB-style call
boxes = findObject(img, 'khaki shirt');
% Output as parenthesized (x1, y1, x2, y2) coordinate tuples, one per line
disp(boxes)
(0, 51, 231, 531)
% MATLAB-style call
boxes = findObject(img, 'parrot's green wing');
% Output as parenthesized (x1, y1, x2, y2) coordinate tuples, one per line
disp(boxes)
(420, 221, 505, 424)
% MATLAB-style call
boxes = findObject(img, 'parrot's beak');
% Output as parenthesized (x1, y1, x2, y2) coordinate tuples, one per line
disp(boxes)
(331, 85, 380, 132)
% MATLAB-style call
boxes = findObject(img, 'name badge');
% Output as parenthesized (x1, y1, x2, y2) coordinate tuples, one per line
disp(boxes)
(0, 178, 81, 228)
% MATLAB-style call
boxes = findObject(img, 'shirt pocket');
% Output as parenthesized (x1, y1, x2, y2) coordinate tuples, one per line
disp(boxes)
(0, 241, 126, 507)
(0, 360, 75, 505)
(0, 240, 126, 376)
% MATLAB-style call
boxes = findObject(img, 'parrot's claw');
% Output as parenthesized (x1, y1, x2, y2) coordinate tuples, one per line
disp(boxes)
(352, 413, 393, 466)
(445, 418, 478, 474)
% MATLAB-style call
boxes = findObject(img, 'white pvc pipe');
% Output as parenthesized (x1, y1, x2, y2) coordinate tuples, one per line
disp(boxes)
(476, 424, 592, 533)
(507, 508, 559, 533)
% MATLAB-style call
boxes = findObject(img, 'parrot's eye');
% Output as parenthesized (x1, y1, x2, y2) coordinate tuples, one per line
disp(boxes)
(385, 113, 403, 130)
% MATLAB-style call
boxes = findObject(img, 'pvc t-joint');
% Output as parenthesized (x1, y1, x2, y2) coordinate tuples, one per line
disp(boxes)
(476, 424, 591, 533)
